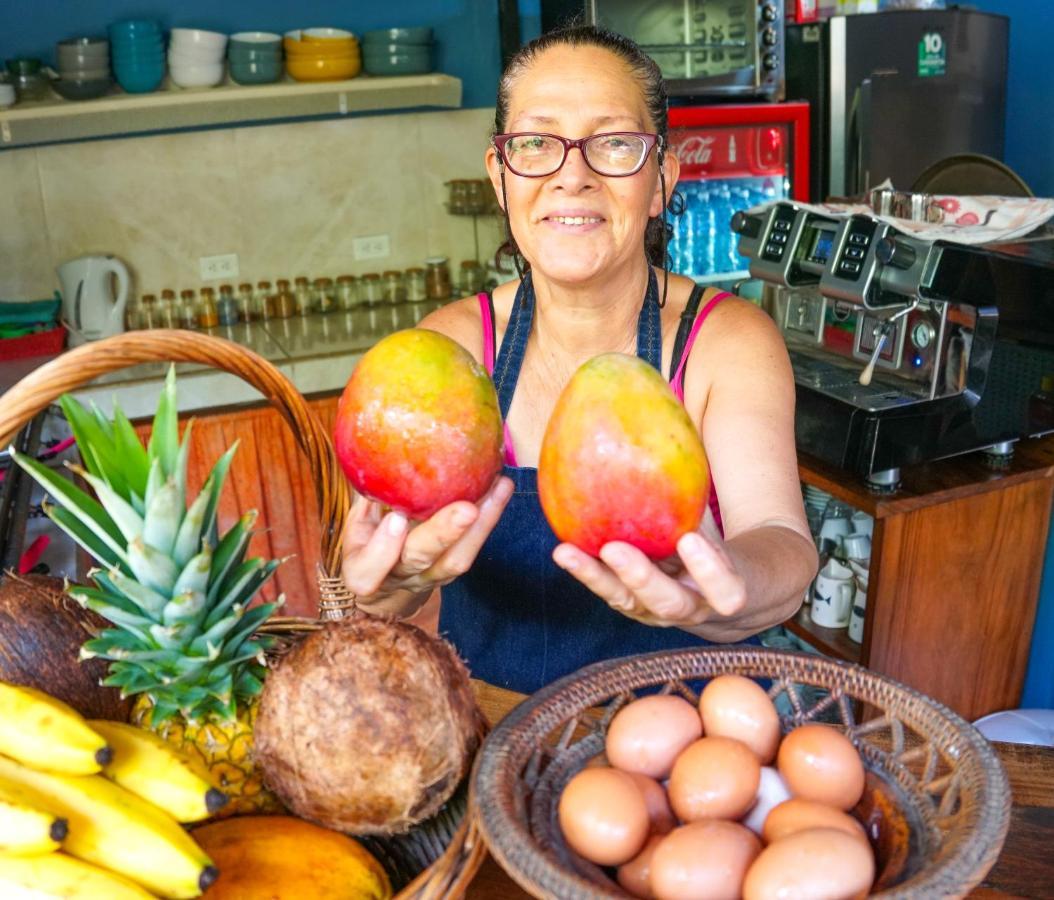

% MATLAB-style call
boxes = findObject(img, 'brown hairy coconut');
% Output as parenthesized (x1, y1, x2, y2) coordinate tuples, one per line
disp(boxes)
(0, 573, 133, 721)
(253, 616, 484, 835)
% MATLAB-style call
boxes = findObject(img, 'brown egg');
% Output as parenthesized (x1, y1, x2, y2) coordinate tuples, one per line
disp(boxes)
(762, 798, 869, 846)
(699, 674, 781, 764)
(650, 820, 761, 900)
(617, 833, 664, 899)
(667, 736, 760, 822)
(777, 724, 866, 811)
(742, 827, 875, 900)
(606, 695, 703, 779)
(627, 772, 677, 834)
(558, 766, 650, 866)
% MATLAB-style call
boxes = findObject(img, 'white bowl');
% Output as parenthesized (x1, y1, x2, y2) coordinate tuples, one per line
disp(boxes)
(169, 60, 225, 87)
(229, 31, 282, 44)
(169, 28, 227, 51)
(168, 47, 224, 67)
(167, 41, 225, 62)
(301, 27, 356, 41)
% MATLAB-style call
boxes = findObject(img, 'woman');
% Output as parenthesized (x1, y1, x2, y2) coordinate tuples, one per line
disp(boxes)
(341, 25, 818, 693)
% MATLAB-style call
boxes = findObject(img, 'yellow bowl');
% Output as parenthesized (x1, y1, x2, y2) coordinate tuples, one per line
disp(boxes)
(300, 27, 356, 43)
(284, 36, 358, 58)
(286, 54, 361, 82)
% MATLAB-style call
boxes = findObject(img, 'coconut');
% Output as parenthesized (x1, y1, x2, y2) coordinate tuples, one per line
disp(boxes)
(0, 573, 133, 721)
(253, 616, 484, 835)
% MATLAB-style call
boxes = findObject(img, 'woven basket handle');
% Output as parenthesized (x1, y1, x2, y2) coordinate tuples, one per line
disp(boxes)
(0, 330, 352, 619)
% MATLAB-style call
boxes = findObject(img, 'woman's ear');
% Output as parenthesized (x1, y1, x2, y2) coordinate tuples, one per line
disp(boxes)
(485, 145, 505, 211)
(650, 147, 680, 219)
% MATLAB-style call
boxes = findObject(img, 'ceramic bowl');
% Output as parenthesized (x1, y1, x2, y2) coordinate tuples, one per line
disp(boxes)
(299, 27, 356, 42)
(363, 47, 432, 76)
(108, 20, 161, 41)
(286, 54, 360, 82)
(229, 57, 282, 85)
(58, 64, 111, 81)
(113, 66, 164, 94)
(362, 26, 433, 46)
(229, 31, 282, 46)
(51, 75, 112, 101)
(283, 35, 358, 58)
(110, 39, 165, 59)
(169, 28, 227, 52)
(227, 44, 282, 61)
(169, 60, 225, 88)
(167, 44, 224, 65)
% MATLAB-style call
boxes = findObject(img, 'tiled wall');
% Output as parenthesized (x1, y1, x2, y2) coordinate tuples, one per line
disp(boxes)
(0, 107, 506, 301)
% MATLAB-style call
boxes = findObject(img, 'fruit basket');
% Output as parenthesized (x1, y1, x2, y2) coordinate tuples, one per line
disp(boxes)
(0, 329, 486, 899)
(471, 646, 1011, 899)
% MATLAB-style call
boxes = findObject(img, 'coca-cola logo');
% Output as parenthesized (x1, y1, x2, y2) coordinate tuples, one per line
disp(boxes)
(672, 135, 716, 166)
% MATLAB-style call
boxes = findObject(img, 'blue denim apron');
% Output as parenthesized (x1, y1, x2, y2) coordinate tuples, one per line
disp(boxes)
(439, 271, 735, 694)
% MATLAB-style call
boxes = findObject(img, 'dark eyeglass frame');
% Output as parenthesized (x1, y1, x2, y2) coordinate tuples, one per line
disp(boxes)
(492, 131, 662, 178)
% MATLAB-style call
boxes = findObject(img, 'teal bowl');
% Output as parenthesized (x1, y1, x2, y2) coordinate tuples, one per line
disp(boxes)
(363, 46, 432, 76)
(229, 57, 283, 84)
(227, 46, 282, 63)
(361, 26, 433, 46)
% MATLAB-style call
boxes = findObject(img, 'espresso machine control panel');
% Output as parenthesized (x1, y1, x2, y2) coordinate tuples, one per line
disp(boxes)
(733, 204, 840, 289)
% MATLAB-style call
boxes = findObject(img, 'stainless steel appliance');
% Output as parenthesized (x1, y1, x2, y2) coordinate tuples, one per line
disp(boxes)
(786, 9, 1008, 201)
(733, 201, 1054, 488)
(540, 0, 785, 100)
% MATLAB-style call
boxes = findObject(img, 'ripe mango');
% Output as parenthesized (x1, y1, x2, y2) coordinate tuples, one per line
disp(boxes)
(334, 329, 503, 519)
(538, 353, 709, 559)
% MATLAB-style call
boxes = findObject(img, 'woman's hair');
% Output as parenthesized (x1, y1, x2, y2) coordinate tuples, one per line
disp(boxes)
(492, 24, 682, 274)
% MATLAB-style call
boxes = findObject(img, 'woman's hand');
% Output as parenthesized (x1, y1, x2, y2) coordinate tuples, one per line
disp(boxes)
(341, 476, 514, 616)
(551, 506, 749, 632)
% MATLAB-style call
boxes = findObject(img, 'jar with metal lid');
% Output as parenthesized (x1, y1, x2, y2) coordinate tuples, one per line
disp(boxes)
(139, 294, 158, 329)
(405, 267, 427, 303)
(459, 260, 485, 295)
(198, 287, 219, 328)
(446, 179, 470, 214)
(336, 274, 359, 311)
(274, 279, 295, 319)
(178, 290, 199, 329)
(216, 284, 238, 326)
(125, 296, 142, 331)
(237, 283, 255, 322)
(425, 257, 452, 301)
(361, 272, 383, 307)
(382, 270, 405, 306)
(158, 289, 179, 328)
(314, 277, 336, 314)
(255, 281, 275, 320)
(293, 277, 313, 316)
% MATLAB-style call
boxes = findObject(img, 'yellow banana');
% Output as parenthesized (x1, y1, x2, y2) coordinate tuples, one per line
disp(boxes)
(0, 682, 111, 775)
(89, 719, 228, 823)
(0, 754, 218, 899)
(0, 850, 156, 899)
(0, 782, 67, 855)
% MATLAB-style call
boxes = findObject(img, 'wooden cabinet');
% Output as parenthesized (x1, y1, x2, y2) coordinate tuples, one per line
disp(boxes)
(135, 393, 340, 619)
(789, 440, 1054, 722)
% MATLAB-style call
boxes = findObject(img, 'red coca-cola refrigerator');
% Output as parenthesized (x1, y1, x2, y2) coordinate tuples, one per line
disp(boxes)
(667, 102, 809, 283)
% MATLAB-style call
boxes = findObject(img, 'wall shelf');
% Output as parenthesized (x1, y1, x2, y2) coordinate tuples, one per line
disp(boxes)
(0, 73, 462, 150)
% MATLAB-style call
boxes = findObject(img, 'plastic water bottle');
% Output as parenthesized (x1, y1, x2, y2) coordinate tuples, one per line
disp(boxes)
(709, 182, 733, 276)
(696, 180, 715, 278)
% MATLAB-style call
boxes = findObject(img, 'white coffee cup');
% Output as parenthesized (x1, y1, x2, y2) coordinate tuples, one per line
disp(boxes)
(819, 515, 852, 546)
(851, 510, 874, 537)
(811, 560, 855, 629)
(842, 533, 872, 563)
(848, 600, 866, 642)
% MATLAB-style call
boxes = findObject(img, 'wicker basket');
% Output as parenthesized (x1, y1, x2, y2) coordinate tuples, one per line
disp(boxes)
(0, 330, 486, 900)
(471, 646, 1011, 899)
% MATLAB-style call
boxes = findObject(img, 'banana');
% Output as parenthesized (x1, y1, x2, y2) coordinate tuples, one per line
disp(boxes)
(0, 851, 155, 899)
(89, 719, 229, 823)
(0, 682, 111, 775)
(0, 783, 67, 855)
(0, 754, 218, 899)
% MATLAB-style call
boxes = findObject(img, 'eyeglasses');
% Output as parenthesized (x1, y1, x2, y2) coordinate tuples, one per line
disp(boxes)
(492, 131, 661, 178)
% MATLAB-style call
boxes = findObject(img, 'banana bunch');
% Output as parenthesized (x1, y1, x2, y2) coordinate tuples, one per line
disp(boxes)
(0, 679, 229, 897)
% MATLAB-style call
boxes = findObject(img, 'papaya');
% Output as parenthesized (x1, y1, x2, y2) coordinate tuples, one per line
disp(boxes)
(192, 815, 391, 899)
(334, 329, 503, 519)
(539, 352, 710, 559)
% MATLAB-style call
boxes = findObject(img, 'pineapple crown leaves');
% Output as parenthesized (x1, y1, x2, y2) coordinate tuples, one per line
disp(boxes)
(11, 365, 284, 724)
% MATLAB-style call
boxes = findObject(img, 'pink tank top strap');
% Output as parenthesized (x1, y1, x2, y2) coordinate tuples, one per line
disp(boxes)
(478, 292, 518, 466)
(671, 290, 734, 402)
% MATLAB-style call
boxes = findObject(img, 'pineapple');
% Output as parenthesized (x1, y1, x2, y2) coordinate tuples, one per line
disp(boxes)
(12, 367, 284, 814)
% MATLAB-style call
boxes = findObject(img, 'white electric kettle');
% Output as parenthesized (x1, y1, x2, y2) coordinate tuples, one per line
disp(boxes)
(56, 254, 130, 346)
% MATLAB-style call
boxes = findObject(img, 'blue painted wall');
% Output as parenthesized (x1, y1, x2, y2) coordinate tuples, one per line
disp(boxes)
(0, 1, 502, 108)
(972, 0, 1054, 198)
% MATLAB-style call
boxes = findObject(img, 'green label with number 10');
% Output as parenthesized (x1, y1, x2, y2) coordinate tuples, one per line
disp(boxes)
(918, 31, 946, 77)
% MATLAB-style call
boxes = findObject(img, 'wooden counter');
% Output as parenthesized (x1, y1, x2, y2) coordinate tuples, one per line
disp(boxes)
(467, 682, 1054, 899)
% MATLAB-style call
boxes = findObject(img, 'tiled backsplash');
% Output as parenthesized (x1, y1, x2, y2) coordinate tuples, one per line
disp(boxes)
(0, 107, 505, 300)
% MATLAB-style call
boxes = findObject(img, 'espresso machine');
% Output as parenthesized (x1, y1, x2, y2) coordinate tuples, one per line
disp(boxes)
(732, 200, 1054, 488)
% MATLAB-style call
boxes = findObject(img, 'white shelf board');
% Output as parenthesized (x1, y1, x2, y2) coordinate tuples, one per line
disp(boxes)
(0, 72, 462, 149)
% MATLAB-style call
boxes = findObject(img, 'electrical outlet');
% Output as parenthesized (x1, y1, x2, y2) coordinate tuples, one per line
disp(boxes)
(352, 234, 391, 261)
(199, 253, 240, 281)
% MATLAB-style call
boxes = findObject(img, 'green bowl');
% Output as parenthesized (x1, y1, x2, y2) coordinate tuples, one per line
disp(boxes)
(361, 26, 433, 46)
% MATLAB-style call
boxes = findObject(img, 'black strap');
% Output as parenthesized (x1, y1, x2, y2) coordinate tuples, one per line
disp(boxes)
(668, 284, 707, 382)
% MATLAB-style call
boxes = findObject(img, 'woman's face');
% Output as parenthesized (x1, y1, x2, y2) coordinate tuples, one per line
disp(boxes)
(486, 44, 677, 286)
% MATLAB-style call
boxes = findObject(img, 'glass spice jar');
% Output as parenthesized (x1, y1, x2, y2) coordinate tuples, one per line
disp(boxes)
(237, 283, 255, 322)
(157, 289, 178, 329)
(139, 293, 158, 329)
(124, 296, 141, 331)
(198, 287, 219, 328)
(382, 270, 405, 306)
(255, 281, 275, 320)
(314, 277, 336, 314)
(178, 290, 199, 329)
(274, 279, 296, 319)
(293, 277, 313, 317)
(360, 272, 383, 307)
(336, 274, 359, 311)
(216, 284, 238, 326)
(459, 260, 485, 295)
(424, 257, 452, 301)
(405, 267, 427, 303)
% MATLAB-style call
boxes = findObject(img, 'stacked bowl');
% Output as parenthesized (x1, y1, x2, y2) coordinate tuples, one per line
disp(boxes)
(362, 27, 434, 77)
(228, 32, 283, 85)
(53, 37, 113, 101)
(283, 28, 360, 82)
(168, 28, 227, 88)
(108, 19, 165, 94)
